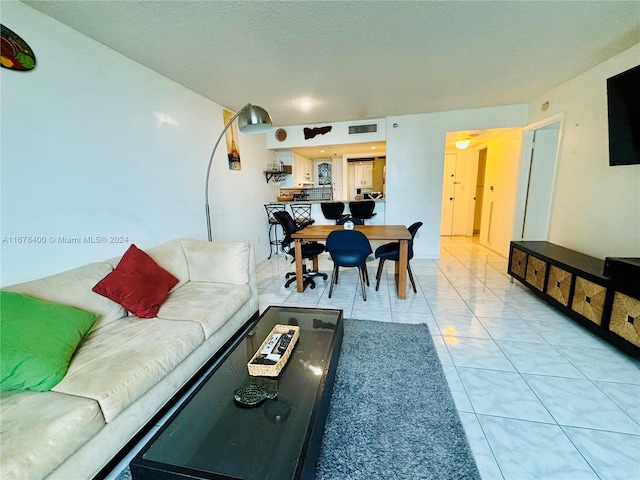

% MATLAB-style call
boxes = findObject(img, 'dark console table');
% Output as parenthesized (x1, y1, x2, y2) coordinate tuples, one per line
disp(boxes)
(508, 241, 639, 357)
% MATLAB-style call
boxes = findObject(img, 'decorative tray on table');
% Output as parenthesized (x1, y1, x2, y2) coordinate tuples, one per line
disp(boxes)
(247, 324, 300, 377)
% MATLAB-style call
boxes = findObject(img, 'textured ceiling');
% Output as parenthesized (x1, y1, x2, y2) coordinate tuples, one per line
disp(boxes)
(22, 0, 640, 127)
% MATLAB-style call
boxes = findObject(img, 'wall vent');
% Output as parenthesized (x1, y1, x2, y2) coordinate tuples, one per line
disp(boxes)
(349, 124, 377, 134)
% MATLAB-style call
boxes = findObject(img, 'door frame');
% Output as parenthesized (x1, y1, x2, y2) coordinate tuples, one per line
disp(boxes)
(512, 113, 564, 241)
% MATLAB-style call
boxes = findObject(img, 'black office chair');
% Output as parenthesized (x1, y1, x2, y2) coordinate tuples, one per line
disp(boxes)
(273, 210, 327, 289)
(349, 200, 377, 224)
(325, 230, 373, 301)
(374, 222, 423, 293)
(321, 202, 349, 224)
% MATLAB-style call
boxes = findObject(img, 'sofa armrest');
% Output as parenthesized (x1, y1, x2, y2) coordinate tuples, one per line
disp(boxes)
(179, 239, 251, 285)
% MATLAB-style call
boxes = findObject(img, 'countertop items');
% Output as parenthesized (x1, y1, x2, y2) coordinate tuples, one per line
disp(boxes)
(269, 199, 385, 204)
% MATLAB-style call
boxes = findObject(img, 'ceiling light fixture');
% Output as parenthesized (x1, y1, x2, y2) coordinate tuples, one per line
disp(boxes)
(204, 103, 272, 241)
(455, 137, 470, 150)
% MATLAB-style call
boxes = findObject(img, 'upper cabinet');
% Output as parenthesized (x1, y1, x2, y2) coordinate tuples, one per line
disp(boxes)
(292, 152, 313, 187)
(354, 163, 373, 188)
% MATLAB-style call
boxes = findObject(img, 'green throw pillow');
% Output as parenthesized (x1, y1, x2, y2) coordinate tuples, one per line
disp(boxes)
(0, 291, 99, 391)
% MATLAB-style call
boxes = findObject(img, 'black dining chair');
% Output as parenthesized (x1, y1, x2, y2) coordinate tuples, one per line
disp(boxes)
(273, 210, 327, 289)
(320, 202, 350, 224)
(374, 222, 423, 293)
(325, 230, 373, 301)
(349, 200, 377, 224)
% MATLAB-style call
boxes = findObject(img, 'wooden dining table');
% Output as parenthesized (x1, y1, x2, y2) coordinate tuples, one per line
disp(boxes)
(291, 224, 412, 299)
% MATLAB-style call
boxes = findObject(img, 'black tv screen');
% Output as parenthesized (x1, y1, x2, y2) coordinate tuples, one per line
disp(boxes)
(607, 64, 640, 166)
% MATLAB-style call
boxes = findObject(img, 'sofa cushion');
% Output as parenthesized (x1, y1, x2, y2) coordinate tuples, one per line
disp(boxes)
(92, 244, 179, 318)
(142, 239, 190, 290)
(3, 262, 126, 329)
(181, 239, 250, 285)
(0, 292, 99, 392)
(157, 282, 252, 338)
(51, 317, 204, 423)
(0, 390, 104, 480)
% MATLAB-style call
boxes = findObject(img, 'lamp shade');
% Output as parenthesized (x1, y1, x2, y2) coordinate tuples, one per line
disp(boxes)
(238, 104, 272, 133)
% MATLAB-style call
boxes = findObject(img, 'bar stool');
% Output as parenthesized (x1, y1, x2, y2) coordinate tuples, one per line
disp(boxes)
(321, 201, 350, 224)
(264, 204, 285, 258)
(349, 200, 377, 224)
(289, 203, 315, 227)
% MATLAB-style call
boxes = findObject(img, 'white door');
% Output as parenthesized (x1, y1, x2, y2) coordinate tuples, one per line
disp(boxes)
(441, 154, 457, 235)
(441, 153, 478, 236)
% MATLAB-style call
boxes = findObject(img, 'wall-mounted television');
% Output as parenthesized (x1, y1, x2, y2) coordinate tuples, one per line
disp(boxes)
(607, 64, 640, 166)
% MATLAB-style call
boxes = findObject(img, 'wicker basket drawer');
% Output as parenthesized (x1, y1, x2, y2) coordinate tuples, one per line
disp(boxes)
(571, 276, 607, 326)
(510, 248, 527, 278)
(546, 265, 572, 306)
(525, 256, 547, 291)
(609, 292, 640, 347)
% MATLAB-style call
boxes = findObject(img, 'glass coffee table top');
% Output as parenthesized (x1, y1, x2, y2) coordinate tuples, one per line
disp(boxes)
(130, 306, 343, 480)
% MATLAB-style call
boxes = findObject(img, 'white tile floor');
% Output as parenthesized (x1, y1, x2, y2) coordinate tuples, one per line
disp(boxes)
(257, 236, 640, 480)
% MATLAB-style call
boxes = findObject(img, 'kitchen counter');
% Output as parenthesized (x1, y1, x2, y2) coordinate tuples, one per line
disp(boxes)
(269, 199, 385, 204)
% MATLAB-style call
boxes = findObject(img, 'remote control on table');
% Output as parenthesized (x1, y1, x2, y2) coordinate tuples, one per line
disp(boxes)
(277, 330, 296, 354)
(260, 333, 282, 356)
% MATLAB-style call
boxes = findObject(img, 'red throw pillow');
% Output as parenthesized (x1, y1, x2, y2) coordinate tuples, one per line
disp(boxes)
(92, 244, 179, 318)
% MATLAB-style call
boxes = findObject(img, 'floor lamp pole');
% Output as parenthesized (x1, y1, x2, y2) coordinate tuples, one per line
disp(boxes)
(204, 107, 246, 242)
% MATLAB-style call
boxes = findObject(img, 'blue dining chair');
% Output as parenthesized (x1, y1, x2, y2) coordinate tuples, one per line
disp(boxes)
(374, 222, 423, 293)
(325, 229, 373, 301)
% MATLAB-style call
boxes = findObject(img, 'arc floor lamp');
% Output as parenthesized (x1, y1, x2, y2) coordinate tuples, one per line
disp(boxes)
(204, 103, 272, 241)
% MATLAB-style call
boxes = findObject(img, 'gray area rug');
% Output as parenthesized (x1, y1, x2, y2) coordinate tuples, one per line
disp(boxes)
(115, 319, 479, 480)
(315, 319, 480, 480)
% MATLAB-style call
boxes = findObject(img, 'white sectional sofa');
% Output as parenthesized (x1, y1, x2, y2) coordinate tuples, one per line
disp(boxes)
(0, 239, 259, 479)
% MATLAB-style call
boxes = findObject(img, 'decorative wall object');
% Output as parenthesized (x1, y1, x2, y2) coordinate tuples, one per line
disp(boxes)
(304, 126, 332, 139)
(275, 128, 287, 141)
(1, 24, 36, 71)
(223, 108, 241, 170)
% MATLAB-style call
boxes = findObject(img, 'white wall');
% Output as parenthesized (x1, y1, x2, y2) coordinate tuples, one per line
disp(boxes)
(265, 118, 386, 150)
(527, 43, 640, 259)
(385, 105, 529, 258)
(0, 2, 275, 286)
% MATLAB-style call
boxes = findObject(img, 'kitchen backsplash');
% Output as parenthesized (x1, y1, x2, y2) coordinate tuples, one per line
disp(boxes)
(279, 187, 333, 201)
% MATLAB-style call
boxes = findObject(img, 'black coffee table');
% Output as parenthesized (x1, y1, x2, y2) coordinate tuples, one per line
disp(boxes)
(130, 306, 343, 480)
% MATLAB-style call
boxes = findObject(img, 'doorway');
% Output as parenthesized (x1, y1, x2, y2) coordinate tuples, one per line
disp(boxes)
(473, 149, 487, 235)
(513, 119, 561, 240)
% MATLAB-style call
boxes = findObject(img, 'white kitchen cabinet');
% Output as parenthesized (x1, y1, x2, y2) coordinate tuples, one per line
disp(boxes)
(292, 153, 313, 187)
(354, 163, 373, 188)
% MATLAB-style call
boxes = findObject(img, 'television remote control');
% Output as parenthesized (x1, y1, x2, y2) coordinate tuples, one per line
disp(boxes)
(277, 330, 296, 354)
(260, 333, 282, 356)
